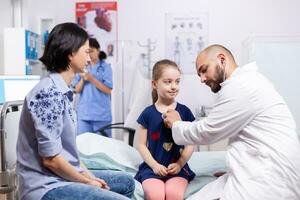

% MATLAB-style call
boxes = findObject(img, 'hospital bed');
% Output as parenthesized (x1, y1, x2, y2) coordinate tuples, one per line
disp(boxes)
(77, 133, 227, 200)
(0, 100, 23, 200)
(97, 122, 135, 146)
(0, 99, 227, 200)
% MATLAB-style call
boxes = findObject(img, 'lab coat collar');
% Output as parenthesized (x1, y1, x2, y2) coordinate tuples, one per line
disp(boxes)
(220, 62, 258, 87)
(239, 62, 258, 72)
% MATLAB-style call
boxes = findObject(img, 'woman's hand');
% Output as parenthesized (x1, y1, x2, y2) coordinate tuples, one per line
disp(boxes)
(81, 170, 110, 190)
(152, 163, 168, 176)
(167, 163, 181, 175)
(86, 178, 110, 190)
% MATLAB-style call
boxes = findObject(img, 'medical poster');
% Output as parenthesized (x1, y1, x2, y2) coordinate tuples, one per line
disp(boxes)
(165, 13, 208, 74)
(76, 2, 117, 58)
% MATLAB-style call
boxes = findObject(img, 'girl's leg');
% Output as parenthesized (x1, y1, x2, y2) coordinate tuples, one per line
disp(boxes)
(142, 178, 165, 200)
(165, 177, 188, 200)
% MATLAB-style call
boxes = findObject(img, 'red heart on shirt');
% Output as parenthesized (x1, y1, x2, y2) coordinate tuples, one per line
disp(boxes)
(151, 132, 160, 140)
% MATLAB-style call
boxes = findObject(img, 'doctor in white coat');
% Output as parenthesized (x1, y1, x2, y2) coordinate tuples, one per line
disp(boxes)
(163, 44, 300, 200)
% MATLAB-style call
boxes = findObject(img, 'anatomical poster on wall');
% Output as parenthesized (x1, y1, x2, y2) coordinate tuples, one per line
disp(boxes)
(76, 2, 117, 58)
(165, 13, 208, 74)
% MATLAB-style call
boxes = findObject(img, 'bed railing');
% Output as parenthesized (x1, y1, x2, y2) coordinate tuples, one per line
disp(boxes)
(0, 100, 23, 200)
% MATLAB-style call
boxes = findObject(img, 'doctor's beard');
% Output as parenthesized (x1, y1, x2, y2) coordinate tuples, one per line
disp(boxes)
(208, 63, 225, 93)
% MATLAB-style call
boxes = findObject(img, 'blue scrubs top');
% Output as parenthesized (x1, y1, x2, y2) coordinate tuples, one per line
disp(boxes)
(16, 73, 83, 200)
(134, 103, 196, 183)
(72, 60, 113, 121)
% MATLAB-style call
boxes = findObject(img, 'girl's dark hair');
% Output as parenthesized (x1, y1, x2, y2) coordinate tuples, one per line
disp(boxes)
(89, 37, 100, 49)
(40, 22, 88, 72)
(152, 59, 181, 103)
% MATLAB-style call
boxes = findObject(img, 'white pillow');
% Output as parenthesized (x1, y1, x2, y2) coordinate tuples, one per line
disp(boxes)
(188, 151, 227, 176)
(77, 133, 142, 170)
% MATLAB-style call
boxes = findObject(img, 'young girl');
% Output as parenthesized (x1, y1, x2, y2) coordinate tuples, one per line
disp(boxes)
(135, 59, 195, 200)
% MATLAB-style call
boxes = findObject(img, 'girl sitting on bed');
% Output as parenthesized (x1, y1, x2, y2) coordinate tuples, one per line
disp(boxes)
(135, 59, 195, 200)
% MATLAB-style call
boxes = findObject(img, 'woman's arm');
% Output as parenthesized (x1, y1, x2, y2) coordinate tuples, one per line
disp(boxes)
(136, 125, 167, 176)
(42, 155, 108, 188)
(80, 160, 109, 189)
(80, 160, 95, 179)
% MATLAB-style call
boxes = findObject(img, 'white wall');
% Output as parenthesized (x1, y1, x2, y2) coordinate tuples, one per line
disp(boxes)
(0, 0, 13, 74)
(21, 0, 300, 61)
(5, 0, 300, 123)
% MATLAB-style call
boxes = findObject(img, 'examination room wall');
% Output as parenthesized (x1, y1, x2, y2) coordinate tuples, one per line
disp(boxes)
(20, 0, 300, 63)
(0, 0, 13, 75)
(1, 0, 300, 132)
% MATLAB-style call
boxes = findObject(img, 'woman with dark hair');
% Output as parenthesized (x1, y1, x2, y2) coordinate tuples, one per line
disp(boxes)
(72, 37, 113, 137)
(16, 22, 134, 200)
(99, 50, 107, 60)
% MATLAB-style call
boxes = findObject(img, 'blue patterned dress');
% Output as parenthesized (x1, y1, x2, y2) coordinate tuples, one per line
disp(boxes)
(135, 103, 196, 183)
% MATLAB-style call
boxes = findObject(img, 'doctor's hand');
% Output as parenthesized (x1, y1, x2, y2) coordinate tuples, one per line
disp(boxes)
(167, 163, 181, 175)
(152, 163, 168, 176)
(163, 109, 182, 128)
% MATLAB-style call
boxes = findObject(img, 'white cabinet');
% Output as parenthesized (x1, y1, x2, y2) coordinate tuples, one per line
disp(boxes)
(3, 28, 40, 75)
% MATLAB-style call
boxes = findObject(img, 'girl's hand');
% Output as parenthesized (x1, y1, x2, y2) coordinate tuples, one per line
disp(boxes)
(167, 163, 181, 175)
(152, 163, 168, 176)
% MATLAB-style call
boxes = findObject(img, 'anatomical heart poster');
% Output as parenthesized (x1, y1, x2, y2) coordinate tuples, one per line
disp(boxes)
(76, 2, 117, 58)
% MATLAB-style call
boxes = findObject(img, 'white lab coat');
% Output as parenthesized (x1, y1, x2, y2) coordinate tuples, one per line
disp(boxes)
(173, 62, 300, 200)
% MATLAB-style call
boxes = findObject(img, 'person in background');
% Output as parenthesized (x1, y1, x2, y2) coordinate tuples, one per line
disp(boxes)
(72, 38, 113, 137)
(16, 22, 134, 200)
(107, 43, 114, 57)
(163, 44, 300, 200)
(99, 50, 108, 60)
(135, 59, 195, 200)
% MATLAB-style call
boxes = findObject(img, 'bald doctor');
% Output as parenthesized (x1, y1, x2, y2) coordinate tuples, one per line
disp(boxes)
(163, 44, 300, 200)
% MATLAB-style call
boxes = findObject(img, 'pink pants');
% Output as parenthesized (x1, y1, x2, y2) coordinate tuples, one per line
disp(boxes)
(142, 177, 188, 200)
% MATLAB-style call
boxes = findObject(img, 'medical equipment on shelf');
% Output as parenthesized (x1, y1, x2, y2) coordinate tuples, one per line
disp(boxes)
(0, 100, 23, 200)
(4, 28, 42, 75)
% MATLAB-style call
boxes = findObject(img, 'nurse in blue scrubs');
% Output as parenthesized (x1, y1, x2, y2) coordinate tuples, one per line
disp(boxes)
(72, 38, 113, 137)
